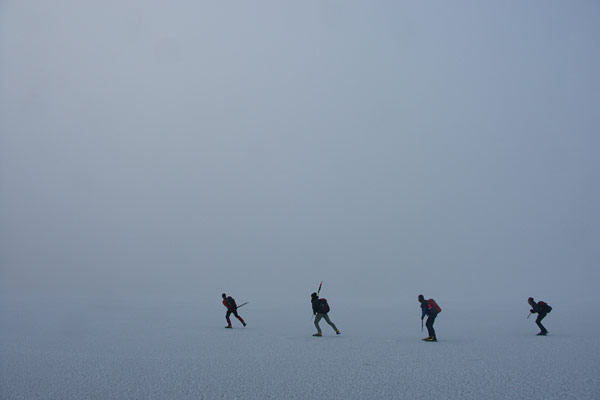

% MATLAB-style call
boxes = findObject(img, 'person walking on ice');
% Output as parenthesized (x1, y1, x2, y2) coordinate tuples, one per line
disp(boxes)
(418, 294, 441, 342)
(222, 293, 246, 328)
(528, 297, 551, 336)
(311, 292, 340, 337)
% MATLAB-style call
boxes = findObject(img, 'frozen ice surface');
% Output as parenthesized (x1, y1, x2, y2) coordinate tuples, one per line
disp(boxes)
(1, 294, 598, 400)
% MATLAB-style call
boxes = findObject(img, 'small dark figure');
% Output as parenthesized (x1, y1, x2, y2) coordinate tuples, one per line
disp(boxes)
(528, 297, 552, 336)
(311, 292, 340, 337)
(418, 294, 441, 342)
(222, 293, 246, 328)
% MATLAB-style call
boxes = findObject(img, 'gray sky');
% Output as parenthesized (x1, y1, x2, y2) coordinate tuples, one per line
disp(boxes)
(1, 1, 598, 304)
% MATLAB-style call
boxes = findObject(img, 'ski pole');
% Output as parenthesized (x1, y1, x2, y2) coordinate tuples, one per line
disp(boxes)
(527, 312, 532, 319)
(237, 302, 249, 309)
(421, 319, 423, 333)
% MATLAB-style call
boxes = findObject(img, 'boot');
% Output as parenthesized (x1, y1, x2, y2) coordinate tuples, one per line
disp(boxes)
(336, 330, 341, 335)
(313, 332, 322, 337)
(225, 325, 232, 329)
(424, 337, 437, 342)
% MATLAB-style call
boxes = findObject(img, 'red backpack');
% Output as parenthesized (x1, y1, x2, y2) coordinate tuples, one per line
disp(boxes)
(427, 299, 442, 313)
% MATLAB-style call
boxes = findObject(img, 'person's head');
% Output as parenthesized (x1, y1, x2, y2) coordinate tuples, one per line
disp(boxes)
(418, 294, 425, 303)
(222, 293, 227, 299)
(528, 297, 535, 305)
(311, 292, 318, 299)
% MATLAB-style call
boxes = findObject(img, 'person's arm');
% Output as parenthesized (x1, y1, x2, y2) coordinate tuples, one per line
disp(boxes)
(530, 303, 538, 314)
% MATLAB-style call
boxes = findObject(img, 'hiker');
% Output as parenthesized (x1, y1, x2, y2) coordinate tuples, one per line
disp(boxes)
(528, 297, 552, 336)
(311, 292, 340, 337)
(222, 293, 246, 328)
(418, 294, 441, 342)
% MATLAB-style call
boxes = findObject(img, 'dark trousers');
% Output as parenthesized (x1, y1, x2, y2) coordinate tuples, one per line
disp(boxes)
(426, 315, 437, 338)
(226, 308, 245, 325)
(536, 312, 548, 333)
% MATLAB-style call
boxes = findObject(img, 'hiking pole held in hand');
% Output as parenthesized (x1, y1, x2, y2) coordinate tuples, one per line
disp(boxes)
(527, 312, 532, 319)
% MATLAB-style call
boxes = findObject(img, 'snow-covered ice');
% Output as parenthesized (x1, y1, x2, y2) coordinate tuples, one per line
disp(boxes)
(1, 293, 598, 400)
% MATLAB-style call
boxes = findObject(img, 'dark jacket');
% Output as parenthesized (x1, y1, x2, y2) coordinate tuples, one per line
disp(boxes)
(311, 297, 322, 314)
(420, 299, 438, 318)
(530, 300, 551, 315)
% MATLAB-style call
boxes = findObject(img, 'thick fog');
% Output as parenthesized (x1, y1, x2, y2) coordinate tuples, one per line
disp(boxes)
(1, 1, 598, 306)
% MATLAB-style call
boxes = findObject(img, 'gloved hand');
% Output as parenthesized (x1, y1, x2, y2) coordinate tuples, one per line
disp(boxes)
(421, 316, 424, 321)
(530, 309, 535, 313)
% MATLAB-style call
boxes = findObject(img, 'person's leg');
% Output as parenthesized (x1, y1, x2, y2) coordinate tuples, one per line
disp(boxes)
(322, 314, 339, 333)
(232, 309, 246, 326)
(536, 312, 548, 334)
(314, 314, 323, 334)
(225, 309, 233, 327)
(426, 315, 436, 339)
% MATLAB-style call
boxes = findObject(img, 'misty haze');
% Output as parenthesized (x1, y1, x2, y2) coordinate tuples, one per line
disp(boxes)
(1, 1, 598, 399)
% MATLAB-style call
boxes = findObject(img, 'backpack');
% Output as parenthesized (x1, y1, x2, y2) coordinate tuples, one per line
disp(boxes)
(318, 298, 330, 314)
(227, 296, 237, 309)
(540, 301, 552, 313)
(427, 299, 442, 314)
